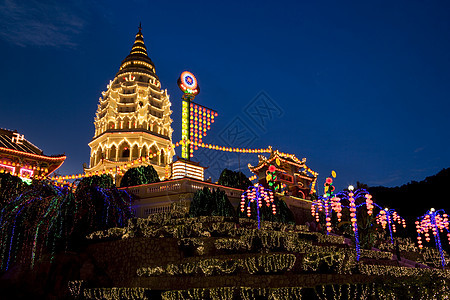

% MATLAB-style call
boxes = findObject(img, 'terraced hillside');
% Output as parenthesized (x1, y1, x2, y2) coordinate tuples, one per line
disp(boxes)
(66, 204, 450, 300)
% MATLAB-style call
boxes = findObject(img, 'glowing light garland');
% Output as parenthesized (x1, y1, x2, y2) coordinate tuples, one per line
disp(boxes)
(240, 184, 275, 229)
(416, 208, 450, 268)
(174, 140, 271, 154)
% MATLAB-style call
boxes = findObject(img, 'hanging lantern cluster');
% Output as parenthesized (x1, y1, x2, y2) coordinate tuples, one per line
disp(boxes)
(365, 194, 374, 215)
(311, 195, 343, 233)
(416, 208, 450, 268)
(311, 172, 339, 234)
(416, 210, 450, 249)
(240, 184, 275, 229)
(376, 208, 406, 244)
(348, 190, 357, 232)
(331, 196, 342, 222)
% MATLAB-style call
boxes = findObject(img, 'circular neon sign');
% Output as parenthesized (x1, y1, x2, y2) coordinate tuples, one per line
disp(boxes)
(180, 71, 197, 90)
(178, 71, 200, 96)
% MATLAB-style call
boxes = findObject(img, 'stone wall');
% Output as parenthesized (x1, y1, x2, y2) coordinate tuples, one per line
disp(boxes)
(84, 237, 182, 286)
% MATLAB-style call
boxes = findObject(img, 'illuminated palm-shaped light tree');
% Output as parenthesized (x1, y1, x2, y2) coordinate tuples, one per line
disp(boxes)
(376, 208, 406, 245)
(313, 180, 406, 261)
(311, 172, 342, 234)
(240, 184, 275, 229)
(335, 185, 378, 261)
(416, 208, 450, 268)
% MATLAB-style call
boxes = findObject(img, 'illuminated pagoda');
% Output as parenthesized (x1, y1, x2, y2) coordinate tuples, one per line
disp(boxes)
(85, 24, 174, 181)
(0, 128, 65, 178)
(248, 147, 318, 199)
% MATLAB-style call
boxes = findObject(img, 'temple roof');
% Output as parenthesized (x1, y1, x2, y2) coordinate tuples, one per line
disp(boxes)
(116, 24, 157, 78)
(0, 128, 43, 155)
(0, 128, 65, 162)
(248, 146, 318, 178)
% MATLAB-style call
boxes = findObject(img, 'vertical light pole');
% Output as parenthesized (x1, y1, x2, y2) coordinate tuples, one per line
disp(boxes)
(178, 71, 199, 160)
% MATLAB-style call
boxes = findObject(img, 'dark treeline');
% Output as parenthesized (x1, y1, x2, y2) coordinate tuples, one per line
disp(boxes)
(369, 168, 450, 235)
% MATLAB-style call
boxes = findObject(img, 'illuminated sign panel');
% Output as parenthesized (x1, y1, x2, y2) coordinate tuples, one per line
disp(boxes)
(181, 101, 189, 159)
(172, 161, 204, 181)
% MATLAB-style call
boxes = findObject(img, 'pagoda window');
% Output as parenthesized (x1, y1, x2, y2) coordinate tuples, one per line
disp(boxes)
(141, 145, 148, 157)
(279, 173, 294, 183)
(160, 149, 165, 165)
(123, 117, 130, 129)
(150, 145, 158, 164)
(142, 121, 148, 130)
(122, 148, 130, 159)
(153, 124, 159, 134)
(110, 145, 117, 161)
(96, 149, 103, 165)
(109, 122, 115, 129)
(131, 145, 139, 160)
(119, 142, 131, 160)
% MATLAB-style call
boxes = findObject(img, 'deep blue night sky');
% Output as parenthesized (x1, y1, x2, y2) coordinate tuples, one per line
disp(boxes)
(1, 0, 450, 192)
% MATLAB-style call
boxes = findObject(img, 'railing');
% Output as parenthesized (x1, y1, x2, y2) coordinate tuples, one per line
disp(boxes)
(143, 205, 171, 217)
(146, 182, 182, 193)
(131, 178, 244, 198)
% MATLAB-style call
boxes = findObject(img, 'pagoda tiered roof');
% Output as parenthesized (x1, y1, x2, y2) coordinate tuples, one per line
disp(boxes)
(248, 146, 317, 178)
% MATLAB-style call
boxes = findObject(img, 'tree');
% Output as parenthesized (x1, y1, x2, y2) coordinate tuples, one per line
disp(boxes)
(218, 169, 252, 191)
(120, 165, 160, 187)
(0, 175, 134, 272)
(0, 173, 27, 208)
(189, 187, 236, 218)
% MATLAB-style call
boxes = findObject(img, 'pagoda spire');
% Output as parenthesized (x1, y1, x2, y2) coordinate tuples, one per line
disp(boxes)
(116, 23, 156, 77)
(130, 23, 148, 56)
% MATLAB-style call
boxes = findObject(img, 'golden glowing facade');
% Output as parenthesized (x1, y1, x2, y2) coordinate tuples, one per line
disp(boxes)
(86, 26, 174, 180)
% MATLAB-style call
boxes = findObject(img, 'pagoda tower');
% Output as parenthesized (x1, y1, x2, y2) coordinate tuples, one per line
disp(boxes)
(86, 25, 174, 180)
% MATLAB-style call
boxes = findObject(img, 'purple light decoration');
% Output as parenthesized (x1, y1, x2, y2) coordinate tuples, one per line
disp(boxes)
(240, 184, 275, 229)
(416, 208, 450, 268)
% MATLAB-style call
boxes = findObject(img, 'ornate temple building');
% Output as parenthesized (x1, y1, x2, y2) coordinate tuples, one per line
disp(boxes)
(85, 25, 174, 180)
(0, 128, 65, 178)
(248, 147, 318, 199)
